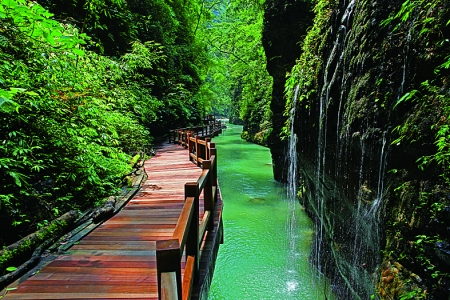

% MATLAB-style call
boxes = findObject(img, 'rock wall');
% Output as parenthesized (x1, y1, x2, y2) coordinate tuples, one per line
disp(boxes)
(262, 0, 315, 181)
(264, 0, 450, 298)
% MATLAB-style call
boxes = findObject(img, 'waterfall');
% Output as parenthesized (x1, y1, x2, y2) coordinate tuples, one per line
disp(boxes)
(278, 0, 432, 297)
(369, 132, 387, 217)
(399, 15, 415, 99)
(287, 84, 299, 199)
(286, 84, 299, 293)
(311, 0, 389, 298)
(314, 0, 356, 278)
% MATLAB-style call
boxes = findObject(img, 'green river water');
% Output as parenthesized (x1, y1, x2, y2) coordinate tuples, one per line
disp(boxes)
(208, 125, 331, 300)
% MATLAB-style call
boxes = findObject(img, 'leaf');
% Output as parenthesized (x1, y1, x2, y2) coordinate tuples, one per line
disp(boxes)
(8, 171, 29, 187)
(9, 87, 26, 93)
(439, 57, 450, 69)
(9, 172, 22, 187)
(72, 48, 85, 57)
(6, 266, 18, 272)
(394, 89, 418, 108)
(43, 31, 55, 46)
(0, 97, 20, 113)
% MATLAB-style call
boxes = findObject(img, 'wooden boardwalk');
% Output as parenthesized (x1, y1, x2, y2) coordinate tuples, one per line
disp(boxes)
(2, 142, 223, 299)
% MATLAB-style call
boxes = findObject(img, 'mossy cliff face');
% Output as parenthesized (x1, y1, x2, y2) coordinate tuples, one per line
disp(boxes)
(265, 0, 450, 298)
(262, 0, 315, 181)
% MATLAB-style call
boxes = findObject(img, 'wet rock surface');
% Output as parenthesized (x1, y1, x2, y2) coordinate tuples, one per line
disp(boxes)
(262, 0, 314, 181)
(264, 0, 450, 298)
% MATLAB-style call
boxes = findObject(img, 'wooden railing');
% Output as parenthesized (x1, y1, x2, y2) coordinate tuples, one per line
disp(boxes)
(168, 121, 223, 146)
(156, 134, 219, 300)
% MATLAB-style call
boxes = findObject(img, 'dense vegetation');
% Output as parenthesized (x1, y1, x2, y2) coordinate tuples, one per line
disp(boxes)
(204, 0, 273, 145)
(380, 1, 450, 298)
(6, 0, 449, 298)
(0, 0, 216, 250)
(0, 0, 272, 277)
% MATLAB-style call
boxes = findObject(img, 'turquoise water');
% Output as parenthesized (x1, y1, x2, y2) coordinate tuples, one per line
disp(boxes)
(209, 125, 330, 300)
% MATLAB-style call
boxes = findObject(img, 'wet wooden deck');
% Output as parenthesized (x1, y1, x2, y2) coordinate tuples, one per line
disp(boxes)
(2, 142, 223, 299)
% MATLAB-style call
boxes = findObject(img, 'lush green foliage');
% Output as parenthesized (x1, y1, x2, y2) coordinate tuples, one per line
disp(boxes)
(386, 0, 450, 181)
(0, 0, 212, 245)
(1, 0, 149, 237)
(0, 0, 273, 248)
(203, 0, 273, 143)
(284, 0, 336, 136)
(380, 1, 450, 298)
(36, 0, 214, 132)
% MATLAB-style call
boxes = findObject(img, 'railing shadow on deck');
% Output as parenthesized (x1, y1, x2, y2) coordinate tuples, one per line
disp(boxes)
(156, 124, 221, 300)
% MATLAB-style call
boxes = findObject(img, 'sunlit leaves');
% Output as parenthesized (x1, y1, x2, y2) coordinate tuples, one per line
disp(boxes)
(201, 0, 272, 123)
(121, 41, 166, 73)
(0, 0, 85, 49)
(6, 266, 17, 272)
(0, 0, 164, 234)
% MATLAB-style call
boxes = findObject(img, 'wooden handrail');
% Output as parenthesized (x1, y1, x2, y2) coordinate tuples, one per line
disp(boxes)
(168, 121, 222, 145)
(172, 197, 195, 253)
(156, 133, 219, 300)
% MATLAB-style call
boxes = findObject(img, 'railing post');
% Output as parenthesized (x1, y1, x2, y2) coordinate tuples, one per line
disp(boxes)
(188, 132, 192, 161)
(208, 142, 215, 161)
(185, 182, 199, 281)
(205, 138, 211, 161)
(202, 160, 214, 231)
(195, 136, 200, 167)
(210, 148, 218, 201)
(156, 239, 182, 300)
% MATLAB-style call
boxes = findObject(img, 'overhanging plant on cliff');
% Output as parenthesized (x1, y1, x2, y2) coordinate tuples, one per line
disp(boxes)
(381, 0, 450, 298)
(386, 0, 450, 182)
(283, 0, 334, 137)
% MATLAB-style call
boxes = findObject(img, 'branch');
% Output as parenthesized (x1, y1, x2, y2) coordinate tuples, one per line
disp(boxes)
(207, 36, 249, 65)
(213, 47, 249, 65)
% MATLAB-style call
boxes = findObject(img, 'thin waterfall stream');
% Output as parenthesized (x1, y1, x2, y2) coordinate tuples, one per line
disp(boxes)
(209, 124, 333, 299)
(286, 85, 300, 293)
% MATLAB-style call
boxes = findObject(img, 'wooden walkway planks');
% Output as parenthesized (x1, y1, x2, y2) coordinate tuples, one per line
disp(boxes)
(2, 142, 223, 300)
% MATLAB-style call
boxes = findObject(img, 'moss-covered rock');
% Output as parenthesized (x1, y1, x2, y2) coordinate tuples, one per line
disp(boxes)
(265, 0, 450, 298)
(262, 0, 315, 181)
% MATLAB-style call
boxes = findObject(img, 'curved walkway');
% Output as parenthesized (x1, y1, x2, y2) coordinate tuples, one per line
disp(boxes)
(3, 142, 223, 299)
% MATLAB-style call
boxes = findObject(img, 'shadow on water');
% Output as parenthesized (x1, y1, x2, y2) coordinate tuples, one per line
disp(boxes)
(208, 125, 334, 300)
